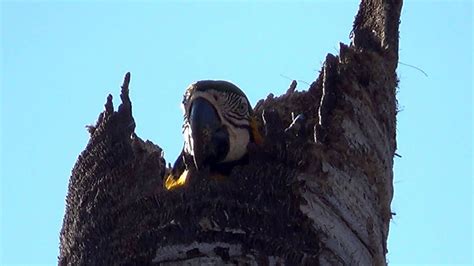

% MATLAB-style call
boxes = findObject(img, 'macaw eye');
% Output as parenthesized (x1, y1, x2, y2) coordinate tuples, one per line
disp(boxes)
(237, 100, 247, 114)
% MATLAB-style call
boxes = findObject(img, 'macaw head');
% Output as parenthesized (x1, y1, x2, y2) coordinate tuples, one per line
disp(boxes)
(182, 80, 253, 170)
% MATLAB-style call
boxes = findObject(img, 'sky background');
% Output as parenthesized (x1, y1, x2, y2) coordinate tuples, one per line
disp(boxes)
(1, 0, 472, 265)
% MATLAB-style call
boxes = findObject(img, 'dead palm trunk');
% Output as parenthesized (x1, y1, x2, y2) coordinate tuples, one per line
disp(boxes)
(59, 0, 402, 264)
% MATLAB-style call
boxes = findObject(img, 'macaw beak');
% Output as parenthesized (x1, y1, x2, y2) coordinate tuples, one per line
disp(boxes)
(189, 97, 229, 170)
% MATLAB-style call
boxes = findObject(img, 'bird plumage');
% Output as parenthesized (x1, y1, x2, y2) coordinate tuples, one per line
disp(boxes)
(165, 80, 262, 190)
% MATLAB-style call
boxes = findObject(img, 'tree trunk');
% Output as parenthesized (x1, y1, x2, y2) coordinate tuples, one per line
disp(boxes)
(59, 0, 402, 265)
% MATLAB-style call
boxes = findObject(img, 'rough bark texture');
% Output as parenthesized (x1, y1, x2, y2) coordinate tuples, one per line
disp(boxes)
(59, 0, 402, 265)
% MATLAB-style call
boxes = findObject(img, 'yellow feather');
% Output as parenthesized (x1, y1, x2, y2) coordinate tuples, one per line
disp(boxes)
(165, 170, 189, 190)
(250, 116, 264, 145)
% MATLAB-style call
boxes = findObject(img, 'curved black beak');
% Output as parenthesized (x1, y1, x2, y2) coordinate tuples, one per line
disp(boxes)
(189, 97, 229, 170)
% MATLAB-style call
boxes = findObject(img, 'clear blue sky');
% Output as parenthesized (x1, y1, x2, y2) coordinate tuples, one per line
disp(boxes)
(1, 1, 472, 265)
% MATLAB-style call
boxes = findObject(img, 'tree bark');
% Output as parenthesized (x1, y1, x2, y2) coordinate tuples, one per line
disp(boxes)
(59, 0, 402, 265)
